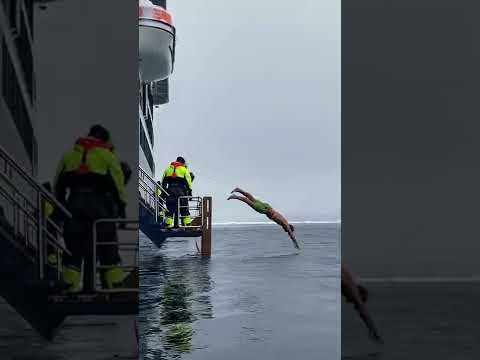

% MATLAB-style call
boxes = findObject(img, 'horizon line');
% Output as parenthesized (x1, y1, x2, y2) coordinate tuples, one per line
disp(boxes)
(213, 220, 341, 226)
(360, 276, 480, 283)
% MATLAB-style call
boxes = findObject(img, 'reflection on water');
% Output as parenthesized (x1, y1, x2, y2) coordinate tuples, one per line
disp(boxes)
(342, 283, 480, 360)
(139, 241, 213, 360)
(162, 283, 194, 354)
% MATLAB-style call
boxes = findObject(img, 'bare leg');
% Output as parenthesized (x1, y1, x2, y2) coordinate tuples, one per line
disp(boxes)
(231, 187, 256, 202)
(227, 195, 256, 209)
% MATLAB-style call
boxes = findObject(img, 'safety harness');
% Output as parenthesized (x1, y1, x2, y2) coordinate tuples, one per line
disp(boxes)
(75, 137, 113, 175)
(165, 162, 189, 189)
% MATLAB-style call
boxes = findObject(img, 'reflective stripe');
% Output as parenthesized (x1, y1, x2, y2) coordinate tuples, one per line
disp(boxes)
(44, 202, 54, 218)
(165, 216, 174, 228)
(62, 267, 82, 293)
(162, 162, 192, 189)
(103, 267, 129, 289)
(182, 216, 193, 225)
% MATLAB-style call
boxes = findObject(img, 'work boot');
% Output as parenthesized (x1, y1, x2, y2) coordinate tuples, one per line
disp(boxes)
(47, 253, 58, 266)
(102, 267, 129, 289)
(182, 216, 193, 226)
(62, 266, 82, 293)
(165, 216, 174, 228)
(158, 210, 165, 221)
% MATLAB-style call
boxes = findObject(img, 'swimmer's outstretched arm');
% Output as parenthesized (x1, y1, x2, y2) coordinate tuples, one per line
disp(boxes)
(342, 265, 383, 344)
(269, 211, 300, 250)
(356, 303, 383, 343)
(287, 229, 300, 250)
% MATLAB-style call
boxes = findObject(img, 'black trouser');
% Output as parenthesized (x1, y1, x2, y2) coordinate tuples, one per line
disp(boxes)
(63, 192, 119, 291)
(165, 185, 190, 227)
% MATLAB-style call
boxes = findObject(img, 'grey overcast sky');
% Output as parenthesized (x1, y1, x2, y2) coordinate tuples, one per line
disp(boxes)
(154, 0, 340, 223)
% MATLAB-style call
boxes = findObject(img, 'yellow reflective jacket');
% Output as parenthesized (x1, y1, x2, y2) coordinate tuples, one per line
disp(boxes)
(161, 161, 192, 190)
(54, 137, 126, 204)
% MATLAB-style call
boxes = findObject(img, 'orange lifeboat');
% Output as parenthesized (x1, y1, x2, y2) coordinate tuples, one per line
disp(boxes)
(139, 0, 175, 82)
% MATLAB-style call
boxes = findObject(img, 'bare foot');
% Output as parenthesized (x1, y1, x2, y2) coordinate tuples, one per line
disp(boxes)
(231, 187, 241, 194)
(227, 195, 236, 200)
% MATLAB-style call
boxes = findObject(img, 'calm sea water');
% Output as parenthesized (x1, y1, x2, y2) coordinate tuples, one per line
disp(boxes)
(0, 306, 137, 359)
(139, 223, 341, 360)
(342, 231, 480, 359)
(342, 282, 480, 360)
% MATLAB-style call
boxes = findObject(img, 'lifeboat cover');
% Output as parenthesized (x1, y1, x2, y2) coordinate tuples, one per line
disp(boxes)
(139, 1, 175, 82)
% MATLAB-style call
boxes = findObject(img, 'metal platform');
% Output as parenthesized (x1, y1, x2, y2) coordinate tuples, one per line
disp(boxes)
(140, 216, 202, 247)
(139, 166, 212, 252)
(156, 227, 202, 237)
(139, 168, 212, 255)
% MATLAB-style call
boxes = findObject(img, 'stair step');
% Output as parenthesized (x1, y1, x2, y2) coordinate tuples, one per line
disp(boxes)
(49, 292, 138, 315)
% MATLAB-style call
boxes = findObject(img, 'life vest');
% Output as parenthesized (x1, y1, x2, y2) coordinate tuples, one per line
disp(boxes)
(75, 137, 113, 175)
(166, 161, 186, 179)
(164, 161, 191, 189)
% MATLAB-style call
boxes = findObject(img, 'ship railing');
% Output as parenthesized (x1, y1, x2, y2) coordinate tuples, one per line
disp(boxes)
(177, 196, 203, 229)
(0, 145, 72, 281)
(139, 166, 168, 223)
(91, 218, 139, 293)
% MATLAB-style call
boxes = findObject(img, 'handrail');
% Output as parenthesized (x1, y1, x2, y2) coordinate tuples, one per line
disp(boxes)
(139, 166, 169, 223)
(0, 182, 69, 255)
(139, 182, 168, 211)
(0, 144, 71, 218)
(0, 144, 72, 280)
(177, 196, 203, 229)
(91, 218, 139, 293)
(139, 165, 155, 183)
(139, 165, 169, 197)
(139, 188, 163, 209)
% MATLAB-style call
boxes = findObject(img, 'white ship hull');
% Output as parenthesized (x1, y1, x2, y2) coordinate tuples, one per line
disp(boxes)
(138, 1, 176, 178)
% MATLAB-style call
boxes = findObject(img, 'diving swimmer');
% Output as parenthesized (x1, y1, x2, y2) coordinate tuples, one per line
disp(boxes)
(342, 264, 383, 344)
(227, 187, 300, 250)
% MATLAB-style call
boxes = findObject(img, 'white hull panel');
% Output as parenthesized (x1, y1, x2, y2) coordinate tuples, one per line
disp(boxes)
(139, 5, 175, 82)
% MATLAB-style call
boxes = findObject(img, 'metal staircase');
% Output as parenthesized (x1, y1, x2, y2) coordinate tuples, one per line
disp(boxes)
(0, 145, 73, 338)
(139, 165, 169, 225)
(0, 145, 139, 339)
